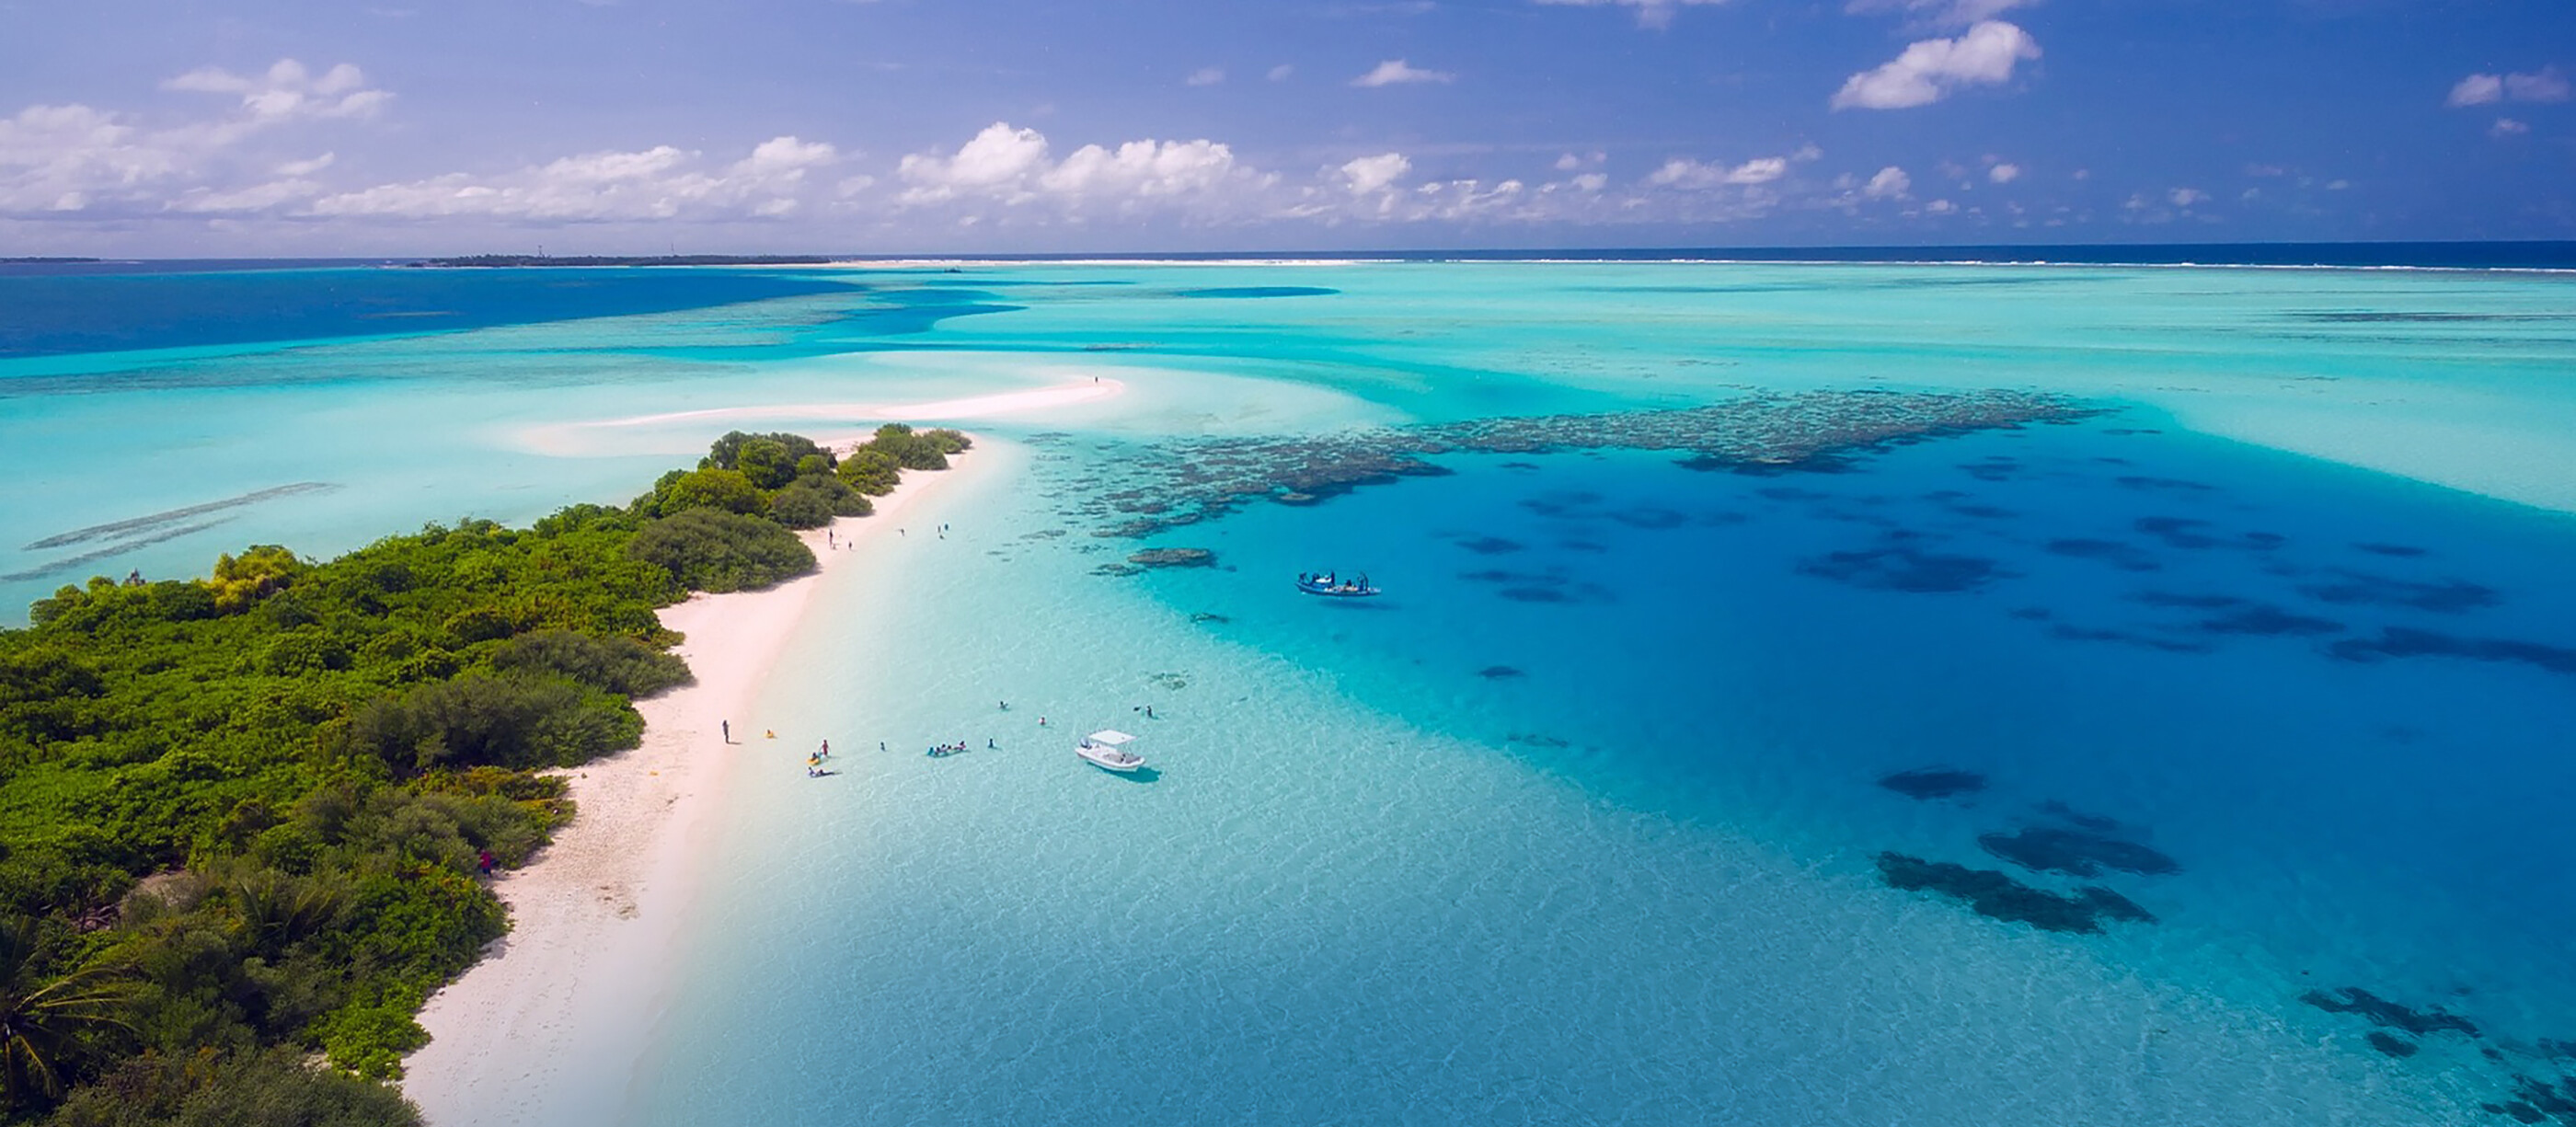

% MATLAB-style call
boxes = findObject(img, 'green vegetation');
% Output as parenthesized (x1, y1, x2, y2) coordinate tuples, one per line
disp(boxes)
(626, 509, 812, 592)
(0, 427, 964, 1122)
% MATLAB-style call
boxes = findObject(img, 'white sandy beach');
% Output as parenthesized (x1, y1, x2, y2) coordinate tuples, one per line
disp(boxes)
(402, 445, 994, 1126)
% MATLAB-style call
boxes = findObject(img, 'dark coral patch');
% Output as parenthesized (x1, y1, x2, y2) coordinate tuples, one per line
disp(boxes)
(1518, 491, 1603, 517)
(1959, 457, 2021, 482)
(1800, 541, 2007, 593)
(2503, 1075, 2576, 1123)
(2115, 475, 2217, 493)
(2133, 591, 2247, 610)
(1682, 451, 1867, 475)
(2365, 1032, 2421, 1058)
(2299, 987, 2480, 1038)
(2329, 628, 2576, 676)
(1500, 587, 1573, 604)
(2045, 538, 2163, 571)
(2199, 605, 2345, 637)
(2355, 542, 2429, 558)
(1610, 507, 1688, 529)
(1979, 826, 2182, 878)
(1456, 535, 1526, 555)
(2134, 516, 2219, 549)
(1876, 853, 2156, 935)
(2036, 800, 2124, 834)
(1877, 767, 1987, 800)
(1478, 665, 1525, 679)
(2300, 569, 2501, 614)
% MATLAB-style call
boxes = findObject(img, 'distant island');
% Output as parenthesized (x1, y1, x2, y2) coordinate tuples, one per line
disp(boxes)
(0, 257, 102, 264)
(410, 254, 837, 268)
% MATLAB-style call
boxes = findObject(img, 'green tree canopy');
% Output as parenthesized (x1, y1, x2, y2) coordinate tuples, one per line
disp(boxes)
(646, 468, 767, 518)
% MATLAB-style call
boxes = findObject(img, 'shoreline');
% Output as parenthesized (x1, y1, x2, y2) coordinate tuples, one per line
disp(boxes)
(402, 446, 990, 1126)
(515, 378, 1123, 457)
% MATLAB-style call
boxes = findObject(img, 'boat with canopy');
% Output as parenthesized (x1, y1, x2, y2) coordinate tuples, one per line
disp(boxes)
(1294, 570, 1380, 597)
(1075, 730, 1146, 773)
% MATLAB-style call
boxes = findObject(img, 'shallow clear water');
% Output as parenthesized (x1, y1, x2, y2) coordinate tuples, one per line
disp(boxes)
(4, 260, 2571, 1122)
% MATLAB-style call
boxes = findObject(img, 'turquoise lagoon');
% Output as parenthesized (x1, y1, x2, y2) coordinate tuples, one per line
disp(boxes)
(4, 260, 2573, 1123)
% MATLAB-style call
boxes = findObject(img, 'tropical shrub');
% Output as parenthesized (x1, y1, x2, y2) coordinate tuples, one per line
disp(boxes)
(625, 509, 814, 593)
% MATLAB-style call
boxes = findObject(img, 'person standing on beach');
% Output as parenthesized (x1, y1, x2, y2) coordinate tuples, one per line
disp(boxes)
(721, 719, 730, 743)
(819, 739, 830, 759)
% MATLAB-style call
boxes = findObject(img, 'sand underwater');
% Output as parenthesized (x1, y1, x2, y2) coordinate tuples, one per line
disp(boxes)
(4, 259, 2572, 1125)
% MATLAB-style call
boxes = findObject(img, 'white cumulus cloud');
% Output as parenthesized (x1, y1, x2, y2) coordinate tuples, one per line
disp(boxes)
(2491, 118, 2531, 138)
(1532, 0, 1730, 30)
(1268, 63, 1295, 82)
(1648, 155, 1790, 188)
(897, 122, 1049, 201)
(1, 59, 388, 218)
(162, 60, 391, 125)
(2448, 74, 2503, 107)
(1832, 21, 2041, 110)
(309, 135, 837, 221)
(1865, 166, 1911, 198)
(2168, 187, 2208, 207)
(2448, 67, 2570, 108)
(1987, 162, 2020, 183)
(1351, 60, 1455, 87)
(1187, 67, 1225, 87)
(1340, 152, 1412, 194)
(1846, 0, 2035, 29)
(890, 122, 1276, 224)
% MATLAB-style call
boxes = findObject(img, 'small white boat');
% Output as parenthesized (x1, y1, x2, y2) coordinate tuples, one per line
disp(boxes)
(1075, 730, 1147, 773)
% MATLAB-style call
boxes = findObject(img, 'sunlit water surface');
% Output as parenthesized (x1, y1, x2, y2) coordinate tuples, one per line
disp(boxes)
(4, 261, 2571, 1124)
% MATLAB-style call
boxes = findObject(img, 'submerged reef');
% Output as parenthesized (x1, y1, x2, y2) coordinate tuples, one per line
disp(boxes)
(2300, 986, 2482, 1038)
(1875, 853, 2156, 935)
(2495, 1075, 2576, 1124)
(2301, 569, 2501, 614)
(1127, 546, 1217, 569)
(2329, 627, 2576, 676)
(1798, 535, 2008, 593)
(1054, 388, 2096, 538)
(1877, 767, 1987, 800)
(2366, 1032, 2421, 1058)
(1978, 826, 2183, 878)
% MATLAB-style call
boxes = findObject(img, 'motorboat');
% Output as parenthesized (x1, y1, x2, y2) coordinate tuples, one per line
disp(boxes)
(1294, 571, 1380, 598)
(1076, 730, 1147, 773)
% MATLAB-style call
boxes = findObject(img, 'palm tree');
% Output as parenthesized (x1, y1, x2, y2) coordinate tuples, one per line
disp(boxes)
(0, 918, 132, 1108)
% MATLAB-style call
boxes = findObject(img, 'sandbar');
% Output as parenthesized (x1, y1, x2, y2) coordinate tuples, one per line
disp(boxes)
(516, 377, 1122, 457)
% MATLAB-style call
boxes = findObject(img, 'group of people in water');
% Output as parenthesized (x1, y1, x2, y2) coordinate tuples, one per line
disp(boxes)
(735, 694, 1133, 775)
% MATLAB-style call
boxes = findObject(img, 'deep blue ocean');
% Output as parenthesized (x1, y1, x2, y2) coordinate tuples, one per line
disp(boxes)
(2, 255, 2570, 1125)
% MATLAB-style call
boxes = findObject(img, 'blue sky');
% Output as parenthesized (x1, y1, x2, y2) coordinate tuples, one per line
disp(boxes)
(1, 0, 2569, 254)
